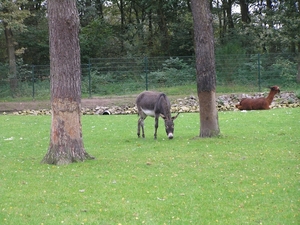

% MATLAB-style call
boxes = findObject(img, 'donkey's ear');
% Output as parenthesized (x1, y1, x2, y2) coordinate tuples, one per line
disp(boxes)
(160, 114, 166, 120)
(172, 113, 180, 120)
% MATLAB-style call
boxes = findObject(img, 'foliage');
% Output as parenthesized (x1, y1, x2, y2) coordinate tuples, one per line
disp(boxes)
(1, 0, 300, 67)
(0, 62, 9, 79)
(148, 57, 195, 87)
(0, 108, 299, 224)
(271, 57, 298, 87)
(17, 14, 49, 65)
(0, 53, 298, 99)
(80, 18, 120, 63)
(0, 0, 30, 32)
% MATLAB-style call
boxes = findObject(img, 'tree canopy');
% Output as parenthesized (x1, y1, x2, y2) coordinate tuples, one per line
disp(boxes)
(0, 0, 299, 66)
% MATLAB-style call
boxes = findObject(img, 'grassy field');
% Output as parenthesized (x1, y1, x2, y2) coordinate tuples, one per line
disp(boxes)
(0, 108, 299, 224)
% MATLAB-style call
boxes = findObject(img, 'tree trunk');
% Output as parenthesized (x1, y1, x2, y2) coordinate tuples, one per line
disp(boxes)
(191, 0, 220, 137)
(157, 0, 169, 54)
(117, 0, 125, 54)
(297, 1, 300, 83)
(4, 22, 18, 97)
(240, 0, 251, 23)
(95, 0, 104, 18)
(266, 0, 276, 53)
(297, 56, 300, 83)
(225, 0, 234, 29)
(41, 0, 94, 165)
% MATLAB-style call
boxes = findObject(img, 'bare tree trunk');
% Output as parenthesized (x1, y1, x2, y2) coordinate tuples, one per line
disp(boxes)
(95, 0, 104, 18)
(116, 0, 125, 53)
(240, 0, 251, 23)
(4, 22, 18, 97)
(191, 0, 220, 137)
(225, 0, 234, 29)
(157, 0, 169, 54)
(266, 0, 276, 53)
(297, 56, 300, 83)
(297, 0, 300, 83)
(41, 0, 94, 165)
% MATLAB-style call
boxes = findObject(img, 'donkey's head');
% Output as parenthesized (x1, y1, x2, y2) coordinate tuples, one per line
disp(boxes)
(160, 113, 180, 139)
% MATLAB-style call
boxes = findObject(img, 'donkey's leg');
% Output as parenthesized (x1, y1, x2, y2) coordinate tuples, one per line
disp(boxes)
(137, 117, 141, 137)
(141, 119, 145, 138)
(154, 116, 159, 139)
(137, 117, 142, 138)
(138, 116, 146, 138)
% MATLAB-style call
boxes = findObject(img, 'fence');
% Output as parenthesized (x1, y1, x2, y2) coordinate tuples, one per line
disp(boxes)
(0, 53, 298, 99)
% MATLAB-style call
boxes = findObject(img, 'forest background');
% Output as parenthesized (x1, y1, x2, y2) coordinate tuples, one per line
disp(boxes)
(0, 0, 300, 98)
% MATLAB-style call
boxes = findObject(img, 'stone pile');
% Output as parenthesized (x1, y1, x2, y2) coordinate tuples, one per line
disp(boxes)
(3, 91, 299, 116)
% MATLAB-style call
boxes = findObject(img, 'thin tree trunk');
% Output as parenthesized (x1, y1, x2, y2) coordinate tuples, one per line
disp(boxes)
(297, 57, 300, 83)
(4, 22, 18, 97)
(191, 0, 220, 137)
(157, 0, 169, 54)
(225, 0, 234, 29)
(297, 0, 300, 83)
(118, 0, 125, 53)
(266, 0, 276, 53)
(148, 9, 153, 48)
(95, 0, 104, 18)
(240, 0, 251, 23)
(41, 0, 94, 165)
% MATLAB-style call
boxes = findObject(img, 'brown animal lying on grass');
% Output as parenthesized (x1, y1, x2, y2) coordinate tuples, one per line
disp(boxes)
(236, 86, 280, 110)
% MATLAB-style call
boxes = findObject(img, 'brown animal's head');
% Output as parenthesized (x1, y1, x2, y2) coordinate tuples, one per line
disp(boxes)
(160, 113, 180, 139)
(270, 86, 280, 94)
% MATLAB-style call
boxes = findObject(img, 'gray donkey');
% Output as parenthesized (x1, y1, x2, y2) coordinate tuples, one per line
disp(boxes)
(136, 91, 179, 139)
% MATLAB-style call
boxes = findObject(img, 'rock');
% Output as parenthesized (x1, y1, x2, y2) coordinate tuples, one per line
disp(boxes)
(4, 91, 299, 115)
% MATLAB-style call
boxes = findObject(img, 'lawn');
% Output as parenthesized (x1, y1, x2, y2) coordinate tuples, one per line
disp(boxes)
(0, 108, 299, 224)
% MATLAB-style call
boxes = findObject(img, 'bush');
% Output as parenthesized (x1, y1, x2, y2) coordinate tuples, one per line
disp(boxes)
(148, 57, 195, 87)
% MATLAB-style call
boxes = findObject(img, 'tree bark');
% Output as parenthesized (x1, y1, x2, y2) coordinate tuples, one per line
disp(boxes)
(240, 0, 251, 23)
(225, 0, 234, 29)
(297, 56, 300, 84)
(297, 0, 300, 83)
(41, 0, 94, 165)
(191, 0, 220, 137)
(4, 22, 18, 97)
(157, 0, 169, 54)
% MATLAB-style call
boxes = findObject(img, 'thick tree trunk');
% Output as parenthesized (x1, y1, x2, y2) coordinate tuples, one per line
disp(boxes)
(198, 92, 220, 137)
(191, 0, 220, 137)
(42, 99, 93, 165)
(41, 0, 94, 165)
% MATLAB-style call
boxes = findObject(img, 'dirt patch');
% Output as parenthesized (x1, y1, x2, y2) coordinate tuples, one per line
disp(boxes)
(0, 96, 137, 113)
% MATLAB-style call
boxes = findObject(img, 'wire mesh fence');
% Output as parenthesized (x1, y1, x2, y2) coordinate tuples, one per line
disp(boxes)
(0, 53, 298, 99)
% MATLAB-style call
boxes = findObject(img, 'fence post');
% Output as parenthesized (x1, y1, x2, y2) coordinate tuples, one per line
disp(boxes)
(257, 53, 261, 92)
(32, 65, 35, 99)
(144, 56, 148, 90)
(88, 59, 91, 98)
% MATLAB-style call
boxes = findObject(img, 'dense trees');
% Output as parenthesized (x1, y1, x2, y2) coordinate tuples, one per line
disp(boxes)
(0, 0, 299, 67)
(0, 0, 30, 95)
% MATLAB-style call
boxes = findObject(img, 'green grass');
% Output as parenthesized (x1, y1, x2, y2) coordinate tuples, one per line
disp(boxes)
(0, 108, 299, 224)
